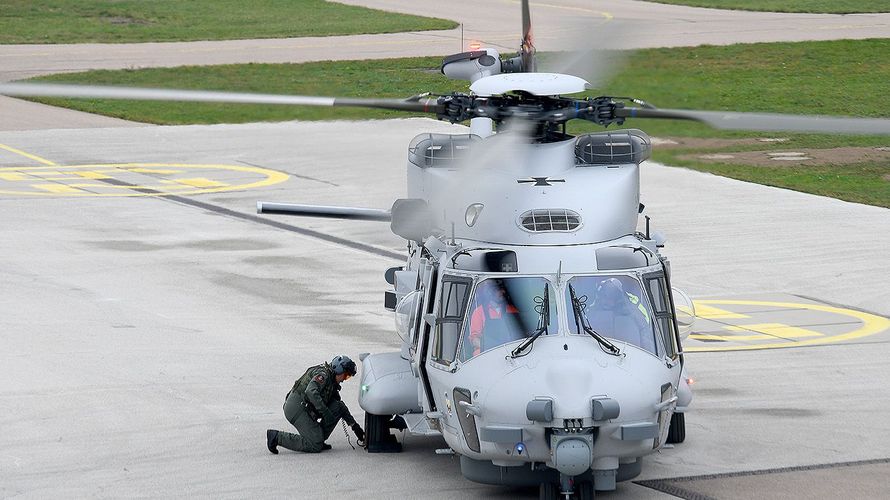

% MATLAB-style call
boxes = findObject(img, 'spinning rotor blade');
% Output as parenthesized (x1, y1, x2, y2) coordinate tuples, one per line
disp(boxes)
(0, 82, 444, 114)
(616, 107, 890, 135)
(520, 0, 537, 72)
(433, 118, 534, 219)
(541, 20, 632, 90)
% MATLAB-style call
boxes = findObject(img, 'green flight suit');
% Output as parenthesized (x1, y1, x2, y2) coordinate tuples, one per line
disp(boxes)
(276, 363, 357, 453)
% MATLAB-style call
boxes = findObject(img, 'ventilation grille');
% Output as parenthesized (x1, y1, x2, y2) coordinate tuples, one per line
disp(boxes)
(408, 133, 480, 168)
(575, 129, 652, 166)
(519, 209, 582, 232)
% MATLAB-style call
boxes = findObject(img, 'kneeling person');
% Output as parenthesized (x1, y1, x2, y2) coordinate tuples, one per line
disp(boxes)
(266, 355, 365, 454)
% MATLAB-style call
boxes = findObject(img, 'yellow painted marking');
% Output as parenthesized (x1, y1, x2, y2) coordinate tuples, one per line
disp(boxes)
(692, 333, 743, 341)
(691, 302, 749, 320)
(66, 183, 190, 190)
(172, 177, 227, 188)
(685, 300, 890, 352)
(32, 183, 83, 194)
(0, 143, 56, 166)
(29, 170, 66, 177)
(724, 323, 824, 339)
(692, 323, 823, 342)
(0, 172, 29, 181)
(71, 171, 112, 180)
(0, 163, 288, 197)
(129, 168, 180, 174)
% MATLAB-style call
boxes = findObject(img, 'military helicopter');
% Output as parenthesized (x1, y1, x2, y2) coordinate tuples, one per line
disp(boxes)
(3, 2, 890, 499)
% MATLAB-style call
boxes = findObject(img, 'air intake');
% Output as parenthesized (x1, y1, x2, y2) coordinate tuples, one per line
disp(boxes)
(518, 209, 581, 232)
(575, 129, 651, 165)
(408, 133, 481, 168)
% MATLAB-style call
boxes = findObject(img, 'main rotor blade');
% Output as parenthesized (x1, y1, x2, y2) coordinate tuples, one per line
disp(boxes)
(520, 0, 537, 72)
(616, 107, 890, 135)
(0, 82, 443, 114)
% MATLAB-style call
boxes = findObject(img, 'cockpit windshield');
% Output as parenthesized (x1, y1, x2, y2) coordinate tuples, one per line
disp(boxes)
(460, 277, 556, 361)
(565, 275, 658, 355)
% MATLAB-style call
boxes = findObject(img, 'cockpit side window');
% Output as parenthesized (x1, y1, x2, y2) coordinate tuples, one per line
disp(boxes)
(644, 273, 679, 360)
(459, 276, 556, 361)
(566, 275, 658, 355)
(431, 275, 472, 365)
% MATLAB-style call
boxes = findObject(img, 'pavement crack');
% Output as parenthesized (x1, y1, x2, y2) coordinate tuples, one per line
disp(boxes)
(237, 159, 340, 186)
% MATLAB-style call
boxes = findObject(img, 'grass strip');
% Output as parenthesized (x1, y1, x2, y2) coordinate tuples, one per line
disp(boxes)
(642, 0, 889, 14)
(0, 0, 456, 44)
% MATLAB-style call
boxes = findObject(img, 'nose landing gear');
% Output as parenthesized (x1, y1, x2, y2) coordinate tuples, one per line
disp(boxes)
(538, 477, 595, 500)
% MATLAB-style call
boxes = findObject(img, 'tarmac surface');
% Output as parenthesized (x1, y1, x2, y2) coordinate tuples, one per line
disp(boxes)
(1, 1, 890, 498)
(1, 120, 889, 499)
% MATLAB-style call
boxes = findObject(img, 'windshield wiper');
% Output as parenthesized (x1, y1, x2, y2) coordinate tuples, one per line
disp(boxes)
(569, 284, 621, 356)
(510, 282, 549, 358)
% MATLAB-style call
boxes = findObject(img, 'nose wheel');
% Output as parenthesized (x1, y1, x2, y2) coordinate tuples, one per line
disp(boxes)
(538, 480, 594, 499)
(538, 481, 558, 500)
(576, 481, 594, 499)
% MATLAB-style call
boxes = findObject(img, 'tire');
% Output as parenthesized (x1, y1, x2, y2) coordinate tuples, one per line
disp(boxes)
(666, 411, 686, 444)
(364, 412, 385, 447)
(576, 480, 595, 500)
(539, 481, 559, 500)
(364, 412, 403, 453)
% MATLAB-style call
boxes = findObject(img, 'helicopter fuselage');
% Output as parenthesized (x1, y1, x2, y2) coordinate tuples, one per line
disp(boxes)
(358, 129, 693, 492)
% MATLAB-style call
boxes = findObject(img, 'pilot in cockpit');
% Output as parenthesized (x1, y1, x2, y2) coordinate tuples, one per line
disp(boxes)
(590, 277, 652, 350)
(467, 280, 521, 357)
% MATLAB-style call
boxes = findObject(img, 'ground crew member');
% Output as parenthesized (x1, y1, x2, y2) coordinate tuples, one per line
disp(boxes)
(266, 355, 365, 454)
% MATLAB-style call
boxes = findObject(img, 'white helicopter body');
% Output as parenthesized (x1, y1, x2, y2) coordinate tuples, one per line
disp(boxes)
(354, 101, 694, 494)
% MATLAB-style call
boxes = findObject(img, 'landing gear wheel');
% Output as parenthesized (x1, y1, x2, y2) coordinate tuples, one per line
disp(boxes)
(666, 411, 686, 444)
(364, 412, 403, 453)
(576, 480, 595, 500)
(538, 481, 558, 500)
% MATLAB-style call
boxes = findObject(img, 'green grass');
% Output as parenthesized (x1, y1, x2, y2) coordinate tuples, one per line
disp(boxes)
(31, 59, 466, 122)
(663, 158, 890, 207)
(0, 0, 456, 44)
(644, 0, 889, 14)
(27, 39, 890, 207)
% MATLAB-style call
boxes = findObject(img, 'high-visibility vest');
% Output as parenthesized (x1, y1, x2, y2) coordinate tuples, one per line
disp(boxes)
(626, 292, 650, 324)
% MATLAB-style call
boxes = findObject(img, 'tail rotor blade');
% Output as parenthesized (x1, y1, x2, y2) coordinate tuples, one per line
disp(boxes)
(520, 0, 537, 72)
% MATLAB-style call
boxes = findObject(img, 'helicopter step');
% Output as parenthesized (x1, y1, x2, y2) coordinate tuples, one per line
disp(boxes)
(403, 413, 442, 436)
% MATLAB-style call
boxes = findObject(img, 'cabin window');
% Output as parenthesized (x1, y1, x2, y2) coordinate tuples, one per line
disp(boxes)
(565, 274, 658, 355)
(645, 274, 679, 359)
(459, 277, 556, 361)
(431, 276, 472, 365)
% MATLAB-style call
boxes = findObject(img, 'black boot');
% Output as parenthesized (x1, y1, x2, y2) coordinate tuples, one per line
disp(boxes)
(321, 443, 332, 451)
(266, 429, 279, 454)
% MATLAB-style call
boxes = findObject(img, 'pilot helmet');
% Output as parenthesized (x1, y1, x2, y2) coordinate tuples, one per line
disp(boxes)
(596, 278, 625, 309)
(330, 355, 357, 376)
(484, 279, 508, 300)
